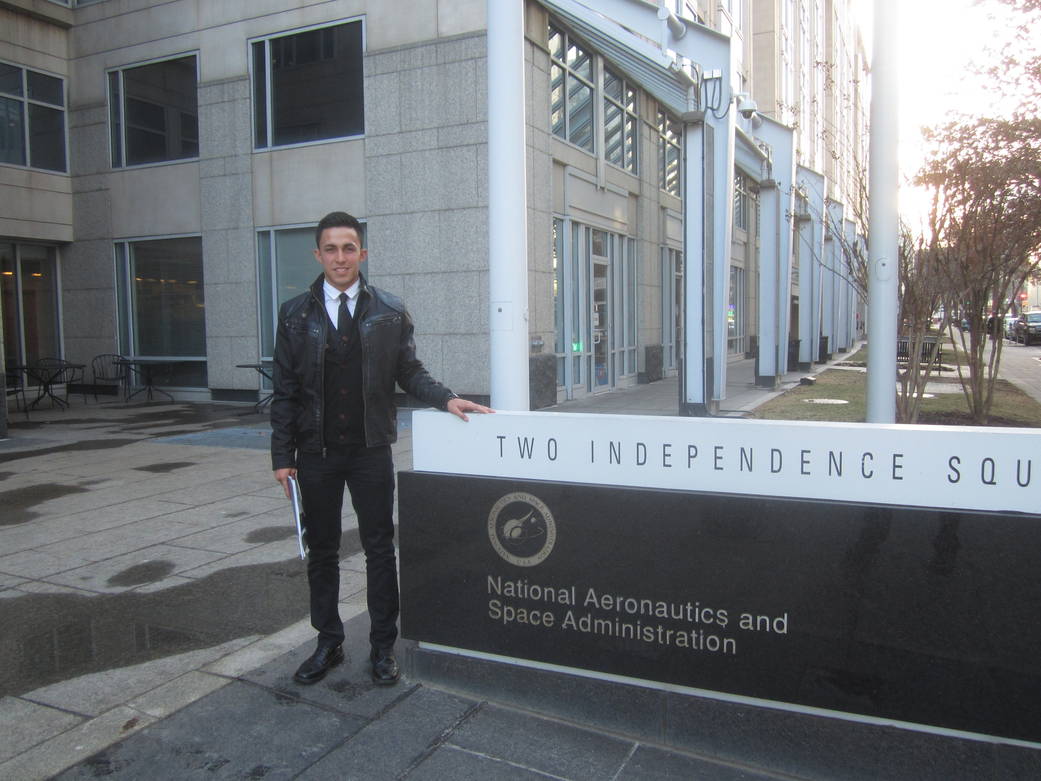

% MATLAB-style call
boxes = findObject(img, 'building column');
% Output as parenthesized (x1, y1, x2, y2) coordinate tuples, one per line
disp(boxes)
(799, 168, 825, 370)
(756, 178, 781, 386)
(711, 113, 735, 401)
(681, 119, 709, 414)
(487, 0, 530, 410)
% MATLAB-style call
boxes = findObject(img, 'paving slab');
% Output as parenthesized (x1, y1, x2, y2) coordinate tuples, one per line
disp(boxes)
(0, 704, 157, 780)
(124, 669, 231, 719)
(0, 696, 84, 763)
(22, 637, 255, 717)
(239, 622, 410, 721)
(299, 686, 477, 780)
(0, 546, 98, 578)
(616, 745, 786, 780)
(446, 702, 636, 780)
(42, 544, 229, 594)
(50, 681, 368, 781)
(50, 498, 193, 533)
(407, 743, 573, 780)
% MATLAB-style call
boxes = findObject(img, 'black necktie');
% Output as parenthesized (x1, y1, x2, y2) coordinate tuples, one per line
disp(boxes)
(337, 292, 351, 335)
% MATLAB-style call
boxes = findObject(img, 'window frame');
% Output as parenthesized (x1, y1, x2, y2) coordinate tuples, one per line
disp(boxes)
(0, 60, 68, 173)
(548, 23, 596, 155)
(657, 108, 681, 196)
(603, 66, 639, 175)
(1, 243, 63, 369)
(249, 17, 367, 152)
(113, 234, 208, 387)
(107, 52, 201, 169)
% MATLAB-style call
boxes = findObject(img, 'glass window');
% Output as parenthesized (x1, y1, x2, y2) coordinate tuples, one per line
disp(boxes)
(252, 20, 364, 149)
(553, 218, 565, 387)
(257, 224, 366, 358)
(734, 172, 749, 231)
(728, 265, 745, 355)
(109, 55, 198, 167)
(604, 68, 638, 174)
(0, 62, 67, 172)
(657, 109, 681, 196)
(1, 243, 61, 370)
(548, 25, 594, 153)
(115, 236, 207, 386)
(661, 247, 683, 371)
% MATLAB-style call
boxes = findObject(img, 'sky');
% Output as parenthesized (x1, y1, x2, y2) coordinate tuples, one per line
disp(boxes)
(864, 0, 1018, 225)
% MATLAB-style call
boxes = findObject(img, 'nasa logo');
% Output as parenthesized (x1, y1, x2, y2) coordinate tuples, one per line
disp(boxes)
(487, 492, 557, 567)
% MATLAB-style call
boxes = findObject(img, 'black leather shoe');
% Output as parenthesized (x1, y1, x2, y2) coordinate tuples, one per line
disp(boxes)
(293, 644, 343, 684)
(370, 649, 400, 686)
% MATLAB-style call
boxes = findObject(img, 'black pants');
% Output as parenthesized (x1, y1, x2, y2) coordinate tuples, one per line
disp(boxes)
(296, 445, 399, 652)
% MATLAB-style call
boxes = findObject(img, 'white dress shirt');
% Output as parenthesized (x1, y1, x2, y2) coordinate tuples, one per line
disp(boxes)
(323, 278, 360, 330)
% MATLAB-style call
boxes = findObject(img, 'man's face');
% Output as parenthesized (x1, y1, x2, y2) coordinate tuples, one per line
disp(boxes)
(314, 226, 366, 291)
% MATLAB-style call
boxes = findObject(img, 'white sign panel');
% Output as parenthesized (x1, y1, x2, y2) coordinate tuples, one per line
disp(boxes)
(412, 411, 1040, 516)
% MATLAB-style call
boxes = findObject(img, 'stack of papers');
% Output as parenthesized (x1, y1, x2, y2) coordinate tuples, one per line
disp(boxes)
(287, 475, 307, 560)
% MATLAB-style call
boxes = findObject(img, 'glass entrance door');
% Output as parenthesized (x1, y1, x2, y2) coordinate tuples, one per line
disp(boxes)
(591, 243, 611, 390)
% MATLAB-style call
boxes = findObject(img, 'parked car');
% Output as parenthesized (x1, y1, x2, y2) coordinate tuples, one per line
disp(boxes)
(1004, 315, 1019, 340)
(1014, 312, 1041, 345)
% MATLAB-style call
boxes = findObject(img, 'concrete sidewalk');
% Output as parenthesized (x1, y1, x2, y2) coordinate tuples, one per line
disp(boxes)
(3, 345, 1041, 779)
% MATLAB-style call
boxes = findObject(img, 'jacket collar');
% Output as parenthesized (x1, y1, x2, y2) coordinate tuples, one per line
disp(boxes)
(310, 272, 370, 304)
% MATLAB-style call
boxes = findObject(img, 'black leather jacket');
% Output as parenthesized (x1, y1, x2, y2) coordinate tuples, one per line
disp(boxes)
(270, 274, 456, 470)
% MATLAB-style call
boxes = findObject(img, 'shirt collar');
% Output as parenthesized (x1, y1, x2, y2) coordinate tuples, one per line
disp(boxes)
(323, 278, 361, 303)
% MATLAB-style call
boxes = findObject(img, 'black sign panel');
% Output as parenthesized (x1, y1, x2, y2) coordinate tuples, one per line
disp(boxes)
(398, 471, 1041, 744)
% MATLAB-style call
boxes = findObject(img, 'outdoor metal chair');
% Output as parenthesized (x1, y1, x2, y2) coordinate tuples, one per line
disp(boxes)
(35, 357, 85, 407)
(4, 368, 29, 420)
(91, 353, 127, 401)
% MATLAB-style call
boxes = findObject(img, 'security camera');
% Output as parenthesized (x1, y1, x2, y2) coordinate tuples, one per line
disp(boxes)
(736, 93, 758, 119)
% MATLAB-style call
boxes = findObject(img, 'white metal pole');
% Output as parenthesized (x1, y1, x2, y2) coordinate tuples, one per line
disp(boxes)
(866, 0, 898, 422)
(487, 0, 530, 410)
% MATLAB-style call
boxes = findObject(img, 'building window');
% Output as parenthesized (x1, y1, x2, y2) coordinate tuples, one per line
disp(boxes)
(604, 68, 638, 173)
(553, 217, 566, 388)
(728, 265, 745, 355)
(257, 223, 367, 359)
(657, 109, 681, 196)
(1, 243, 60, 370)
(252, 20, 364, 149)
(0, 62, 67, 172)
(549, 25, 594, 153)
(114, 236, 207, 387)
(662, 247, 683, 372)
(734, 172, 752, 231)
(109, 55, 199, 167)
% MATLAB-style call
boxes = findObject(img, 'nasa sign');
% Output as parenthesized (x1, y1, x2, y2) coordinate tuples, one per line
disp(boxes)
(399, 411, 1041, 746)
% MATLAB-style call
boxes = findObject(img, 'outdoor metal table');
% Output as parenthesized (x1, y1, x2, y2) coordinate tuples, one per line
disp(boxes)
(10, 360, 85, 409)
(115, 358, 179, 402)
(236, 361, 274, 413)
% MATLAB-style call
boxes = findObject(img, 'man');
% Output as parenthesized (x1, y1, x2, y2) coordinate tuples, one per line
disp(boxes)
(271, 211, 491, 686)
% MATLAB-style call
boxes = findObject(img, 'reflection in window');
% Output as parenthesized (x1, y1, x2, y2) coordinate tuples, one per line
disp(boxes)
(734, 172, 750, 231)
(0, 62, 67, 172)
(658, 110, 681, 196)
(109, 55, 199, 167)
(114, 236, 207, 387)
(604, 68, 638, 173)
(1, 243, 60, 370)
(553, 218, 565, 387)
(728, 265, 745, 355)
(252, 21, 364, 149)
(549, 25, 594, 153)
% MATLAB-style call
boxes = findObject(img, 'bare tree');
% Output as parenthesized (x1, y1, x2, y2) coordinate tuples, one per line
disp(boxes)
(895, 228, 946, 423)
(917, 117, 1041, 423)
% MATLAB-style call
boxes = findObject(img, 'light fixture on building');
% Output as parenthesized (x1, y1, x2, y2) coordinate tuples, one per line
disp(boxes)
(734, 92, 758, 120)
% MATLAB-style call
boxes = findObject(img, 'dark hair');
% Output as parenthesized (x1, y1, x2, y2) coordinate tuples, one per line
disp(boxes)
(315, 211, 365, 248)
